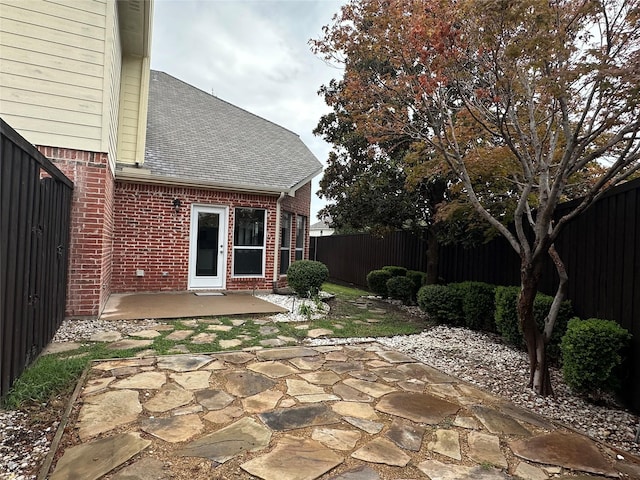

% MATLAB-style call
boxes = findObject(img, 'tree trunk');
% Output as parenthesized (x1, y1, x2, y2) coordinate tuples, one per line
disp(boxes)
(518, 260, 554, 396)
(425, 231, 440, 284)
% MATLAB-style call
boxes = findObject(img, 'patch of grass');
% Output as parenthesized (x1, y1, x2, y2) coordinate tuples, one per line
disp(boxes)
(322, 282, 370, 299)
(2, 355, 87, 410)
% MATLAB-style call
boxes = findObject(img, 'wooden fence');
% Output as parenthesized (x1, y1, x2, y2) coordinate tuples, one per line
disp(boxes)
(312, 177, 640, 410)
(1, 119, 73, 398)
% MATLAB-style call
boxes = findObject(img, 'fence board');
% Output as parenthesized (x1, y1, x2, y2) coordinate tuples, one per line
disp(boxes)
(0, 119, 73, 398)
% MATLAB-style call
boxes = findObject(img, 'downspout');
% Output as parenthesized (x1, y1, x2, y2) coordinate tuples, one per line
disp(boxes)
(273, 191, 286, 292)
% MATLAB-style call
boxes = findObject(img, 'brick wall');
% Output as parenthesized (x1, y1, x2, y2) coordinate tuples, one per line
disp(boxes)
(111, 182, 286, 292)
(279, 181, 312, 286)
(37, 146, 114, 318)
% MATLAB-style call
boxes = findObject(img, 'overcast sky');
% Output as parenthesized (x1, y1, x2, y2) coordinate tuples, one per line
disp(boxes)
(151, 0, 345, 221)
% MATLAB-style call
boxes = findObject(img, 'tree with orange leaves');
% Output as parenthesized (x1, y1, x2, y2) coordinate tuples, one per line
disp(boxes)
(313, 0, 640, 395)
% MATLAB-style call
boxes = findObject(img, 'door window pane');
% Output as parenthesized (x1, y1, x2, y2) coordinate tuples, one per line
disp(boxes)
(233, 208, 265, 276)
(234, 249, 263, 275)
(280, 212, 292, 274)
(295, 215, 306, 261)
(235, 208, 265, 246)
(196, 212, 219, 276)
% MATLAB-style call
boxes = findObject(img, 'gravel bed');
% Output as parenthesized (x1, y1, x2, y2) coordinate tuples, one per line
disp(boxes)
(2, 296, 639, 479)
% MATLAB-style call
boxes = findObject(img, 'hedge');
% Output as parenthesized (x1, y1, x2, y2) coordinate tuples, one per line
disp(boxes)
(561, 318, 632, 394)
(417, 284, 463, 325)
(367, 269, 393, 297)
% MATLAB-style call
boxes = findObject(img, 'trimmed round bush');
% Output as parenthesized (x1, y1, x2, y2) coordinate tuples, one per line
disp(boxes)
(453, 282, 496, 331)
(495, 286, 574, 361)
(382, 265, 407, 277)
(561, 318, 632, 394)
(286, 260, 329, 297)
(417, 284, 463, 325)
(386, 276, 414, 304)
(406, 270, 428, 298)
(494, 286, 522, 346)
(533, 294, 573, 363)
(367, 269, 393, 297)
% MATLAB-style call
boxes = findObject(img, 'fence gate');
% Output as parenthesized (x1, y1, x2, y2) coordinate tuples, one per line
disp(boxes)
(1, 119, 73, 398)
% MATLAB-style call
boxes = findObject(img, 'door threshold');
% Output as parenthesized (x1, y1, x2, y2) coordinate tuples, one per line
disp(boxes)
(193, 291, 226, 296)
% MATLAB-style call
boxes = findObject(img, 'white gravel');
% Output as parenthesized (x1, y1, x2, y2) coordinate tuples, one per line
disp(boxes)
(2, 294, 638, 480)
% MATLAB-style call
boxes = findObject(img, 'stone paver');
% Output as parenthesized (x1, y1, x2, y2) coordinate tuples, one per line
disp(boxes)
(107, 339, 154, 350)
(77, 389, 142, 440)
(131, 329, 162, 339)
(385, 418, 426, 451)
(467, 431, 507, 468)
(376, 392, 459, 423)
(351, 437, 411, 467)
(177, 417, 271, 463)
(111, 458, 169, 480)
(90, 331, 122, 342)
(510, 432, 619, 477)
(144, 383, 193, 413)
(417, 459, 511, 479)
(50, 432, 150, 480)
(472, 405, 530, 436)
(169, 371, 211, 390)
(141, 414, 204, 443)
(259, 403, 341, 431)
(429, 429, 461, 460)
(49, 343, 632, 480)
(220, 339, 242, 349)
(241, 435, 343, 480)
(307, 328, 334, 338)
(312, 427, 361, 450)
(165, 330, 194, 341)
(112, 371, 166, 390)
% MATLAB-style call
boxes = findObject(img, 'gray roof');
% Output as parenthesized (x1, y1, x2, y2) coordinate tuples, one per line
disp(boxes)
(141, 70, 322, 192)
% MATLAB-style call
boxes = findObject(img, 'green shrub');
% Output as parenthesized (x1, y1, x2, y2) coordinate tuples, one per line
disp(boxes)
(453, 282, 496, 331)
(386, 276, 414, 304)
(494, 286, 522, 346)
(494, 286, 573, 362)
(417, 284, 463, 325)
(406, 270, 428, 298)
(561, 318, 632, 394)
(382, 265, 407, 277)
(533, 294, 573, 363)
(286, 260, 329, 297)
(367, 269, 393, 297)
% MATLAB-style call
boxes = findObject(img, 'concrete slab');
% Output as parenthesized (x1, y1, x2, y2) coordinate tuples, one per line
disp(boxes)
(100, 291, 287, 320)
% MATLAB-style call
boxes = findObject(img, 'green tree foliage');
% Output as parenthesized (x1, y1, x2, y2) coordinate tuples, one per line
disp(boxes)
(313, 0, 640, 395)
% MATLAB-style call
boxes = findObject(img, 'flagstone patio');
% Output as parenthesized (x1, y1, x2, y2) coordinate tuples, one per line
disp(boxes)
(42, 344, 639, 480)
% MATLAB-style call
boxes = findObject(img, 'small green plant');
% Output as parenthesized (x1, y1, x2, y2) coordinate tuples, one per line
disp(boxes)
(299, 303, 314, 319)
(561, 318, 632, 395)
(286, 260, 329, 297)
(367, 269, 393, 297)
(386, 276, 414, 304)
(382, 265, 407, 277)
(417, 284, 463, 325)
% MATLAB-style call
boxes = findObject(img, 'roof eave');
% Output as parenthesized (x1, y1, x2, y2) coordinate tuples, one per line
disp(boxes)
(116, 169, 304, 195)
(287, 165, 323, 196)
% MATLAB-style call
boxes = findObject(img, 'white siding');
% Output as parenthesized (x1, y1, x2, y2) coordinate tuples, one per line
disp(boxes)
(116, 55, 146, 165)
(0, 0, 107, 152)
(103, 0, 121, 171)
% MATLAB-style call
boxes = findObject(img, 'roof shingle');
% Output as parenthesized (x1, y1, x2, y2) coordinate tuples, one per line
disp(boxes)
(140, 70, 322, 192)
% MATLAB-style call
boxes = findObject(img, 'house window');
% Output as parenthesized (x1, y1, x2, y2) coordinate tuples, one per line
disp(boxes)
(233, 208, 266, 276)
(295, 215, 306, 260)
(280, 212, 292, 274)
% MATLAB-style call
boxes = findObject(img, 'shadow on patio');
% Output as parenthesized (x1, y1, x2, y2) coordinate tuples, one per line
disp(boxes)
(100, 291, 288, 321)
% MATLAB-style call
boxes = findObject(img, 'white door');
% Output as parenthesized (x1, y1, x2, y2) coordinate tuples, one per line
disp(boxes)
(189, 206, 227, 289)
